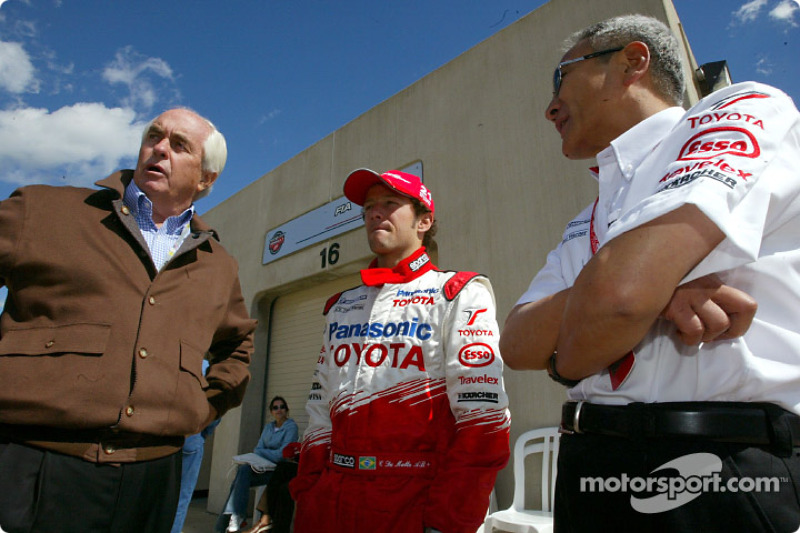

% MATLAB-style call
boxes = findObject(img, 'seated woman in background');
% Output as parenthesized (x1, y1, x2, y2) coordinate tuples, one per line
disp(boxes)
(215, 396, 298, 533)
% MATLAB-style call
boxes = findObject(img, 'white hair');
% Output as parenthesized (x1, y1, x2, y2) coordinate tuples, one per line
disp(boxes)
(196, 119, 226, 200)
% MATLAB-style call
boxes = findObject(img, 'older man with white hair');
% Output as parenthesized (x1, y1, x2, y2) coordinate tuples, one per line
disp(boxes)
(0, 108, 256, 533)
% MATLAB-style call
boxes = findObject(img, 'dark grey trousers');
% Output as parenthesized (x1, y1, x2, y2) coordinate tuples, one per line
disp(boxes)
(0, 441, 181, 533)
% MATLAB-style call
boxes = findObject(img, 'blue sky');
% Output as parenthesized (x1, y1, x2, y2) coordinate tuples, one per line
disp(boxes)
(0, 0, 797, 216)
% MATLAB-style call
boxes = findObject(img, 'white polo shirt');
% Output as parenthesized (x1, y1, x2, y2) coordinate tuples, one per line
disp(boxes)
(517, 81, 800, 414)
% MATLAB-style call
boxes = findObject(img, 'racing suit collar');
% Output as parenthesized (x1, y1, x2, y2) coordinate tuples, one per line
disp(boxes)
(361, 247, 436, 286)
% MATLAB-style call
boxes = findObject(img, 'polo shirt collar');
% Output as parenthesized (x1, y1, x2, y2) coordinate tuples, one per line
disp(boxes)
(596, 106, 685, 181)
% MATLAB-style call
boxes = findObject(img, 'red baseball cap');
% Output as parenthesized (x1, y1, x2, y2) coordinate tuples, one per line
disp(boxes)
(344, 168, 435, 213)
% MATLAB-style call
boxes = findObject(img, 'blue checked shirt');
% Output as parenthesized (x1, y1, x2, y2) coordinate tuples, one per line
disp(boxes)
(123, 181, 195, 271)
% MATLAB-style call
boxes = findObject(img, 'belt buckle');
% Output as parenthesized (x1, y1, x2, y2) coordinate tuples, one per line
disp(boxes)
(559, 400, 585, 435)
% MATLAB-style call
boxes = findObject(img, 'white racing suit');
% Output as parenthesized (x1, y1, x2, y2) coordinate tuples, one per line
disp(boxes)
(290, 248, 510, 533)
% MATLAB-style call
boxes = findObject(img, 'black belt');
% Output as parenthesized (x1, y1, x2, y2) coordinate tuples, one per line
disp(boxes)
(561, 401, 800, 452)
(0, 423, 184, 448)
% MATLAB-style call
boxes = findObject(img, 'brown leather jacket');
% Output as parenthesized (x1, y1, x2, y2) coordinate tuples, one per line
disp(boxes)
(0, 171, 255, 462)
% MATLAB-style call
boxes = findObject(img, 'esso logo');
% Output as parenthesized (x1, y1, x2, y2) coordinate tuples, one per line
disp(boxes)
(458, 343, 495, 367)
(677, 127, 760, 161)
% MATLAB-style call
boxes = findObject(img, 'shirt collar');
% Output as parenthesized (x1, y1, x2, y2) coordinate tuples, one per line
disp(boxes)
(360, 247, 436, 287)
(123, 180, 195, 233)
(596, 107, 685, 181)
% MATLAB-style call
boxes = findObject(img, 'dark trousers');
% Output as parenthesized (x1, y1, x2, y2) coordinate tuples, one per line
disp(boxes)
(0, 441, 181, 533)
(554, 432, 800, 532)
(262, 460, 299, 533)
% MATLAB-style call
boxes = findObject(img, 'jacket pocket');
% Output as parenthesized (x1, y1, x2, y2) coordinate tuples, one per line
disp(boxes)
(168, 340, 211, 434)
(0, 323, 113, 426)
(179, 339, 209, 389)
(0, 322, 111, 356)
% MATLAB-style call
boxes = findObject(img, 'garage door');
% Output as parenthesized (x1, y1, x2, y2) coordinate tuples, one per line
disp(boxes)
(265, 274, 361, 437)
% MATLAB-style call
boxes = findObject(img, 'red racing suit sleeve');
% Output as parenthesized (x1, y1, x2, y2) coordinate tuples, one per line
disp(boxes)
(424, 275, 511, 533)
(289, 293, 342, 501)
(290, 324, 334, 501)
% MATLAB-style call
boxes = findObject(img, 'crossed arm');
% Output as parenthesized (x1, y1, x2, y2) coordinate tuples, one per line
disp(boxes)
(500, 205, 757, 377)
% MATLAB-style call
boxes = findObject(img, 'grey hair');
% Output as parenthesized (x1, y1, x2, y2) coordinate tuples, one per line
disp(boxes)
(140, 108, 227, 200)
(565, 14, 685, 106)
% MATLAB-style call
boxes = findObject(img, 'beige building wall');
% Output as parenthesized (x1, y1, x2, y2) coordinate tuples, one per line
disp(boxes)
(202, 0, 701, 516)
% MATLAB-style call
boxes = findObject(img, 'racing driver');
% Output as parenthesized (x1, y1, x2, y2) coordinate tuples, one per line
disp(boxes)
(290, 168, 511, 533)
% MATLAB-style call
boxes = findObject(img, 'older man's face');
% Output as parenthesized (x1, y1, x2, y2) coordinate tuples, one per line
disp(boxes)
(543, 40, 624, 160)
(132, 109, 214, 221)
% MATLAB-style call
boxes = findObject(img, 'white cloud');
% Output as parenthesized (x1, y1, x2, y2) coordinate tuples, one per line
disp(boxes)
(731, 0, 799, 27)
(12, 18, 36, 38)
(259, 109, 282, 124)
(755, 57, 774, 75)
(732, 0, 768, 23)
(0, 40, 38, 93)
(0, 40, 179, 191)
(770, 0, 799, 26)
(41, 48, 73, 76)
(0, 103, 145, 187)
(102, 46, 176, 113)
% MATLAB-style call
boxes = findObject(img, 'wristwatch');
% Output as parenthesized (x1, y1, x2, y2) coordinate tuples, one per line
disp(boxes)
(547, 352, 582, 388)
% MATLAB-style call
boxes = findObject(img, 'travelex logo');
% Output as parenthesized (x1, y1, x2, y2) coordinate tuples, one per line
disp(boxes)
(580, 453, 782, 514)
(328, 319, 432, 341)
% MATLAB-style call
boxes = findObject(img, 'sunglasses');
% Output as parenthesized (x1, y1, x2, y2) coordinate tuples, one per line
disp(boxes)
(271, 404, 287, 410)
(552, 47, 624, 95)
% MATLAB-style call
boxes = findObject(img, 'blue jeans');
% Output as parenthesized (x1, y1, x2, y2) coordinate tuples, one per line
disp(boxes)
(171, 433, 206, 533)
(214, 465, 273, 531)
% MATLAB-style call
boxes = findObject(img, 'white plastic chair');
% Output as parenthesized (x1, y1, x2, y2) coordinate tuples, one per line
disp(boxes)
(483, 426, 560, 533)
(475, 489, 498, 533)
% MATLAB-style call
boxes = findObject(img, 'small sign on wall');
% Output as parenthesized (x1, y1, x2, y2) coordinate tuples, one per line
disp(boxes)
(262, 197, 362, 264)
(262, 162, 423, 265)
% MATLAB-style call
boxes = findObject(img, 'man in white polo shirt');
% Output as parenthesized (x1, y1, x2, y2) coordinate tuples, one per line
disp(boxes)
(501, 14, 800, 532)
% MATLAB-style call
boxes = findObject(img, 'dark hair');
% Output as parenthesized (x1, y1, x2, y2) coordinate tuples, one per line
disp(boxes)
(269, 396, 289, 411)
(411, 198, 437, 249)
